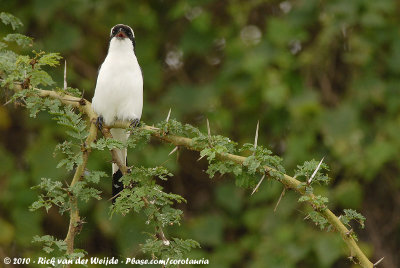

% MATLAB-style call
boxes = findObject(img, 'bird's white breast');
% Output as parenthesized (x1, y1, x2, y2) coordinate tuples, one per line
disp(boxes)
(92, 38, 143, 125)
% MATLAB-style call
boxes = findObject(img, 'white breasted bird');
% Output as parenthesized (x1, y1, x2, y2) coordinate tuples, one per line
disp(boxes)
(92, 24, 143, 201)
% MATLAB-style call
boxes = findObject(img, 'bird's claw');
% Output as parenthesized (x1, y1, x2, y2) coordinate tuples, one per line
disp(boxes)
(129, 118, 140, 129)
(95, 116, 104, 130)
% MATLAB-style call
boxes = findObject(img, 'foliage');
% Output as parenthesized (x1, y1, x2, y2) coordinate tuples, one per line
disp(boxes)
(32, 235, 86, 266)
(1, 49, 61, 89)
(340, 209, 366, 229)
(30, 178, 68, 214)
(32, 235, 67, 254)
(294, 159, 330, 185)
(142, 238, 200, 260)
(112, 166, 200, 260)
(0, 12, 23, 30)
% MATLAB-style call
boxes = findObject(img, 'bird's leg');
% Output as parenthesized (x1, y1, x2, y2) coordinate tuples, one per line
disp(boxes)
(129, 118, 140, 129)
(95, 115, 104, 130)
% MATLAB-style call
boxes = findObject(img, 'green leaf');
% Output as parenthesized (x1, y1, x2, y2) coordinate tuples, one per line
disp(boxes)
(0, 12, 23, 30)
(298, 196, 311, 202)
(37, 52, 62, 67)
(141, 237, 200, 260)
(0, 41, 7, 50)
(32, 235, 67, 254)
(3, 33, 32, 47)
(54, 141, 83, 171)
(30, 69, 54, 86)
(294, 160, 330, 185)
(340, 209, 366, 229)
(91, 137, 125, 150)
(30, 178, 68, 213)
(60, 87, 83, 97)
(85, 170, 107, 184)
(307, 211, 329, 230)
(69, 181, 102, 202)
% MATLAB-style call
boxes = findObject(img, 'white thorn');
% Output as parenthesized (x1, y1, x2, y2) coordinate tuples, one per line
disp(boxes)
(207, 118, 211, 138)
(373, 257, 384, 267)
(274, 188, 286, 212)
(168, 146, 178, 156)
(308, 156, 325, 184)
(251, 174, 265, 195)
(63, 60, 67, 90)
(197, 154, 205, 161)
(166, 108, 171, 122)
(254, 120, 259, 151)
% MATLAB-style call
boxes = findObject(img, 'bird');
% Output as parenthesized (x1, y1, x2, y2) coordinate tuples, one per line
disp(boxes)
(92, 24, 143, 201)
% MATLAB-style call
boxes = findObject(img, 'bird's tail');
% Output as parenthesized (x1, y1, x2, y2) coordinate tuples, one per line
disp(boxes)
(110, 128, 130, 201)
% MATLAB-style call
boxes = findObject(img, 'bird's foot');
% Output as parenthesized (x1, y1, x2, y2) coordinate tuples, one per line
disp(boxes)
(129, 118, 141, 129)
(95, 116, 104, 130)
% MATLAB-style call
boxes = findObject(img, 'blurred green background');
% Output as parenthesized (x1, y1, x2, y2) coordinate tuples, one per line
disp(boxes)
(1, 0, 400, 267)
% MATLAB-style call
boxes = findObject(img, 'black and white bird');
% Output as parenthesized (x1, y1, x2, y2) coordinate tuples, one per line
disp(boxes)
(92, 24, 143, 200)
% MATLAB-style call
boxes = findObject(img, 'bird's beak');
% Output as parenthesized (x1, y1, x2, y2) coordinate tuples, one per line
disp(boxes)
(116, 31, 127, 38)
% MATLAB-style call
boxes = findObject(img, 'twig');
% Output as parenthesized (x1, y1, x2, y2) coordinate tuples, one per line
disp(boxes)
(61, 98, 83, 102)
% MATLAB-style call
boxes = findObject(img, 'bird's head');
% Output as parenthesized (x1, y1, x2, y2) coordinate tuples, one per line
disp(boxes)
(110, 24, 135, 46)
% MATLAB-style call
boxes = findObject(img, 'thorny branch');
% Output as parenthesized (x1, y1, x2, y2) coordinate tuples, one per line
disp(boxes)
(12, 87, 374, 268)
(64, 117, 97, 267)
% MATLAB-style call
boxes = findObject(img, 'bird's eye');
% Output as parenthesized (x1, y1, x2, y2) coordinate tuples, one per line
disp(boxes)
(128, 32, 132, 36)
(112, 29, 117, 35)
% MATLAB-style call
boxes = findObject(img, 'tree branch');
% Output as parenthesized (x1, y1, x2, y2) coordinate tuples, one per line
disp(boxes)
(13, 88, 374, 268)
(64, 117, 97, 260)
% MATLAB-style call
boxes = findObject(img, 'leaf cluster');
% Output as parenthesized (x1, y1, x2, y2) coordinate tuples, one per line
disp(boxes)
(112, 166, 198, 260)
(142, 238, 200, 262)
(0, 12, 23, 30)
(30, 178, 69, 214)
(1, 49, 61, 89)
(340, 209, 366, 229)
(307, 211, 330, 231)
(51, 105, 88, 141)
(69, 181, 102, 203)
(32, 235, 87, 266)
(32, 235, 67, 254)
(70, 170, 106, 203)
(299, 195, 329, 211)
(294, 159, 330, 186)
(54, 141, 83, 171)
(112, 166, 183, 221)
